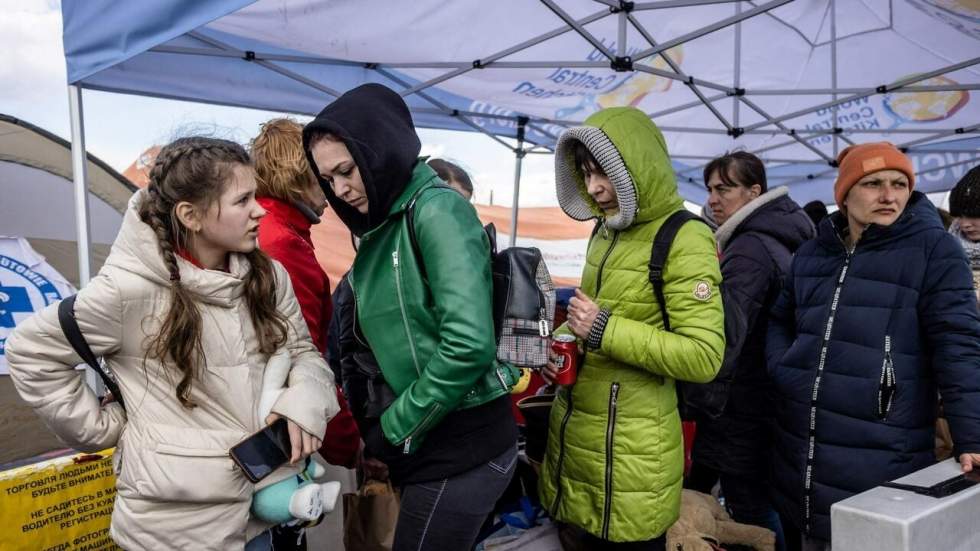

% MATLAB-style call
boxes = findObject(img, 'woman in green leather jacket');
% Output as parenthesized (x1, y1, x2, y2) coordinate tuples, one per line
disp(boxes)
(302, 84, 518, 551)
(540, 108, 726, 549)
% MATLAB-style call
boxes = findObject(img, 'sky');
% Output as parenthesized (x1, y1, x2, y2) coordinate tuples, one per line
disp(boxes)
(0, 0, 562, 208)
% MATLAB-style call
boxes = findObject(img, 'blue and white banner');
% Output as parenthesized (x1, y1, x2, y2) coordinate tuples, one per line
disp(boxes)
(0, 238, 75, 375)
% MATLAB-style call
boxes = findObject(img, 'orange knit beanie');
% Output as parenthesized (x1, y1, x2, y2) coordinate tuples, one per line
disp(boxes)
(834, 142, 915, 208)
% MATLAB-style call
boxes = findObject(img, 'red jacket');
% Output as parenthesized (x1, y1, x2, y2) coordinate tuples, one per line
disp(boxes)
(258, 197, 360, 468)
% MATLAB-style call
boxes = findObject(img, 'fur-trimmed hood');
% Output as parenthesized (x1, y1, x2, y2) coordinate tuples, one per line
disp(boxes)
(714, 186, 814, 252)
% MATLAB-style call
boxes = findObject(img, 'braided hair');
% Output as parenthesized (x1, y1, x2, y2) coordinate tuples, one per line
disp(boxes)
(139, 137, 288, 408)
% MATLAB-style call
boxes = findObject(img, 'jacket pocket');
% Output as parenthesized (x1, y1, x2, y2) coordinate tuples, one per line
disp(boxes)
(135, 442, 249, 503)
(876, 336, 897, 421)
(123, 424, 252, 504)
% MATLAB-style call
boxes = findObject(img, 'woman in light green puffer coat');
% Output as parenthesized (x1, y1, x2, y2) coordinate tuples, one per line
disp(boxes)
(540, 107, 725, 547)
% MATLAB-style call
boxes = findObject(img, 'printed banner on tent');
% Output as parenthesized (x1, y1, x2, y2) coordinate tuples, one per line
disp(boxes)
(0, 449, 119, 551)
(0, 237, 76, 374)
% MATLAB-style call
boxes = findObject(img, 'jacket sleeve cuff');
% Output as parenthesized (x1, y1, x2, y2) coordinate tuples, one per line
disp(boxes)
(586, 308, 612, 351)
(272, 384, 339, 438)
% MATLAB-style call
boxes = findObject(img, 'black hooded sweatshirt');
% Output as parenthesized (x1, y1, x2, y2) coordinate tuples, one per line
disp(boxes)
(302, 83, 421, 237)
(304, 84, 516, 484)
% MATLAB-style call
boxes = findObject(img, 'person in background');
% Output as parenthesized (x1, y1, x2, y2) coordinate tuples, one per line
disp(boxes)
(250, 118, 363, 549)
(427, 158, 474, 200)
(304, 84, 519, 551)
(766, 142, 980, 550)
(948, 165, 980, 302)
(6, 137, 336, 550)
(802, 200, 829, 227)
(540, 107, 725, 550)
(687, 152, 814, 551)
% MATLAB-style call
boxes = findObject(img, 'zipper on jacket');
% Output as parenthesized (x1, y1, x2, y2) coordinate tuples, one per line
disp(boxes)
(877, 336, 896, 420)
(494, 366, 510, 392)
(802, 250, 852, 534)
(595, 230, 620, 295)
(551, 388, 576, 513)
(402, 404, 442, 454)
(601, 382, 621, 539)
(392, 249, 422, 376)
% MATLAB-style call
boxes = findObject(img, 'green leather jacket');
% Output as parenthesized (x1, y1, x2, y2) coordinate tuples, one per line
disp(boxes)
(349, 161, 519, 454)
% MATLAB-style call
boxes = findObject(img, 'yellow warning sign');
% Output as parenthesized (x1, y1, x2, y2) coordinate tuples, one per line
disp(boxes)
(0, 449, 120, 551)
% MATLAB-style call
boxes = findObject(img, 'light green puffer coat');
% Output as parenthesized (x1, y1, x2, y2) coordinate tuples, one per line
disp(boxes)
(539, 107, 725, 542)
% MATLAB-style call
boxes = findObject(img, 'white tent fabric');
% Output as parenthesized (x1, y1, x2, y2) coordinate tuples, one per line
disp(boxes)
(62, 0, 980, 206)
(0, 114, 132, 286)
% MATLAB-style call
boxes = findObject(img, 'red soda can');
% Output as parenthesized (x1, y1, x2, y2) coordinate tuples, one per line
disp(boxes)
(551, 334, 579, 386)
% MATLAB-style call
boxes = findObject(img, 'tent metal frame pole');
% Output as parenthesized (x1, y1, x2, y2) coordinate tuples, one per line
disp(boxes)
(540, 0, 615, 61)
(898, 124, 980, 149)
(631, 0, 791, 60)
(617, 6, 627, 57)
(401, 7, 611, 97)
(633, 0, 746, 9)
(68, 85, 92, 287)
(830, 0, 839, 157)
(742, 84, 980, 95)
(627, 14, 734, 131)
(375, 67, 545, 152)
(649, 92, 729, 118)
(187, 32, 343, 97)
(67, 84, 102, 394)
(738, 96, 833, 162)
(733, 1, 741, 128)
(914, 157, 980, 176)
(509, 118, 528, 248)
(742, 56, 980, 132)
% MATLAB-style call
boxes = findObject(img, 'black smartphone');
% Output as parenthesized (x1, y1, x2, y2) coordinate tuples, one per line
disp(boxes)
(230, 418, 291, 483)
(929, 472, 980, 498)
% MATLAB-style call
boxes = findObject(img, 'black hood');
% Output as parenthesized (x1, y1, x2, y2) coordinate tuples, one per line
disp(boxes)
(303, 84, 421, 236)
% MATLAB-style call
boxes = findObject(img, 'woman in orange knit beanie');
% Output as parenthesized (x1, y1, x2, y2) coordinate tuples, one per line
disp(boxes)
(766, 141, 980, 549)
(833, 141, 915, 247)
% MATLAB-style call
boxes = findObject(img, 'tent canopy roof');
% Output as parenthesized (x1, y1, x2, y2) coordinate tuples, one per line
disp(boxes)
(61, 0, 980, 205)
(0, 114, 135, 212)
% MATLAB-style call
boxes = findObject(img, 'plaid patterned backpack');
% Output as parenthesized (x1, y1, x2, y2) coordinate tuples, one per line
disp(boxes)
(407, 188, 556, 369)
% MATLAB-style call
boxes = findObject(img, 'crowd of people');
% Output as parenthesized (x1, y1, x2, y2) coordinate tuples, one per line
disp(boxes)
(5, 83, 979, 551)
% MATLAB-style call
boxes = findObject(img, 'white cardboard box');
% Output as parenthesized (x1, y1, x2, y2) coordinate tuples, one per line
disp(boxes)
(832, 459, 980, 551)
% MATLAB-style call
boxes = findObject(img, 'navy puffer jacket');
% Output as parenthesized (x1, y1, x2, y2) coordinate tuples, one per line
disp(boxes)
(692, 188, 814, 478)
(766, 192, 980, 541)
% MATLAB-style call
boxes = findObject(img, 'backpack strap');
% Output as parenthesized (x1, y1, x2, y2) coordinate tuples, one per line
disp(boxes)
(648, 210, 707, 332)
(58, 295, 126, 411)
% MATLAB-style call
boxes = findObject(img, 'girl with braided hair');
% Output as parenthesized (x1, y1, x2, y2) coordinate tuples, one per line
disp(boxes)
(5, 136, 339, 550)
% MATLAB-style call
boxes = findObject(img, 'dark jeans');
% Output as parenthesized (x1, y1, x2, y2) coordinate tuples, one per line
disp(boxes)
(557, 522, 666, 551)
(393, 443, 517, 551)
(686, 462, 786, 551)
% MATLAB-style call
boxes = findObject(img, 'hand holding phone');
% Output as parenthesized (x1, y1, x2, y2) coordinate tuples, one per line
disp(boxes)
(230, 418, 292, 483)
(265, 413, 322, 464)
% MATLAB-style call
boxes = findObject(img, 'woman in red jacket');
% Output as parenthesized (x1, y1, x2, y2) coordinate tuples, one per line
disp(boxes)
(251, 118, 362, 547)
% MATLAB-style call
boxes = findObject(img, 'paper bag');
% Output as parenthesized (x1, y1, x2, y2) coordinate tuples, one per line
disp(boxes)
(343, 479, 400, 551)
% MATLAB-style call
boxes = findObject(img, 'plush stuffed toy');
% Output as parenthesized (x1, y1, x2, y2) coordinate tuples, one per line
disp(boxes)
(666, 490, 775, 551)
(250, 350, 342, 525)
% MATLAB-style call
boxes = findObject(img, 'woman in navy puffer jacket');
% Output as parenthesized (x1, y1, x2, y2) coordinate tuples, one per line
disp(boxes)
(766, 143, 980, 548)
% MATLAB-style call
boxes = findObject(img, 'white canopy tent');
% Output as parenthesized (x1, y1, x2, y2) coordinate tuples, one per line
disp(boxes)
(61, 0, 980, 285)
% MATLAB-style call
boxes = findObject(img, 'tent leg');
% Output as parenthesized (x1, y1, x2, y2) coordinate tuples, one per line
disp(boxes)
(68, 84, 101, 394)
(508, 118, 528, 248)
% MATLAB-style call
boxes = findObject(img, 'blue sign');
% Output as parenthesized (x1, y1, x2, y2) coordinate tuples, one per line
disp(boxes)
(0, 255, 63, 357)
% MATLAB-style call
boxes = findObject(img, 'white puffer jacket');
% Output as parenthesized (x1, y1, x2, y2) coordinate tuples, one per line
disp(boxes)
(5, 191, 339, 550)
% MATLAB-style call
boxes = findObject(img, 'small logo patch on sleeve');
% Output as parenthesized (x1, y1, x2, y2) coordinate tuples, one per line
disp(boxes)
(693, 281, 713, 301)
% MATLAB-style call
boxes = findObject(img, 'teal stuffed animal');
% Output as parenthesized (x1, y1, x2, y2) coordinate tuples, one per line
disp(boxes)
(251, 350, 342, 524)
